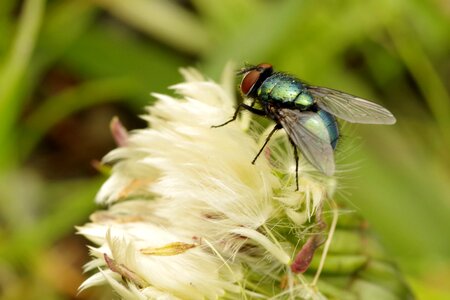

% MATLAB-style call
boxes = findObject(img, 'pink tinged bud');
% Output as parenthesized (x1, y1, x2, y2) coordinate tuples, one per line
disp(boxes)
(91, 159, 112, 175)
(103, 254, 146, 287)
(290, 234, 325, 273)
(110, 116, 129, 146)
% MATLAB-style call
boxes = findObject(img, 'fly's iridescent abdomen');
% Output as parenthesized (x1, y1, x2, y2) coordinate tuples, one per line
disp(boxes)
(299, 110, 339, 150)
(257, 73, 314, 109)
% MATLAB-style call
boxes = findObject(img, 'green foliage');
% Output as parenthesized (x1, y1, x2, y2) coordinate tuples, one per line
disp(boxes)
(0, 0, 449, 298)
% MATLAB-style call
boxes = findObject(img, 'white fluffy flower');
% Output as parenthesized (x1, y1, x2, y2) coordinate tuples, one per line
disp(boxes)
(78, 63, 337, 299)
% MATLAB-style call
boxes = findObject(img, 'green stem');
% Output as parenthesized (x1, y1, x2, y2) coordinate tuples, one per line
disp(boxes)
(312, 200, 339, 286)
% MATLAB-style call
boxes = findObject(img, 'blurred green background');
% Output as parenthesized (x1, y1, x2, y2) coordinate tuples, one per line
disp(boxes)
(0, 0, 449, 299)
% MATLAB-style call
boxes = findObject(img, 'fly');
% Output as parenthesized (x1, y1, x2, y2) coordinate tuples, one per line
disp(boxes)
(213, 63, 396, 189)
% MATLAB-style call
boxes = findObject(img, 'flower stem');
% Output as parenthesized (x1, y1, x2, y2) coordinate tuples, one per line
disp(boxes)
(312, 199, 339, 286)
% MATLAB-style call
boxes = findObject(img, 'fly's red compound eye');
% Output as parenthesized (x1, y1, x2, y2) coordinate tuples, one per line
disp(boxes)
(240, 70, 260, 95)
(239, 63, 273, 95)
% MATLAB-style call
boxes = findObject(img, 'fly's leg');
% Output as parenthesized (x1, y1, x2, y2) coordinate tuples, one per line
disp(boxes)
(212, 102, 265, 128)
(291, 140, 299, 191)
(252, 124, 282, 164)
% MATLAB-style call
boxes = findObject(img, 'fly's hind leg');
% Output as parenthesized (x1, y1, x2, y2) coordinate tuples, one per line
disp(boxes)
(212, 102, 265, 128)
(252, 124, 282, 164)
(290, 139, 300, 191)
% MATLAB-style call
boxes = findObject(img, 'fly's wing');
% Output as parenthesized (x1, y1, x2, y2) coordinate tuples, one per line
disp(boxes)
(308, 86, 396, 124)
(276, 108, 335, 176)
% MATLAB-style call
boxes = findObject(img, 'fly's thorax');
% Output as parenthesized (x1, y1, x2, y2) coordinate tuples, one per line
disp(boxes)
(302, 110, 339, 149)
(256, 73, 313, 108)
(257, 73, 303, 103)
(256, 73, 282, 102)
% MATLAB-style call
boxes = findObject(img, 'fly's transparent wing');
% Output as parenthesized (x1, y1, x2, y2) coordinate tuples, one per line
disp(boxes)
(308, 86, 396, 124)
(276, 108, 335, 176)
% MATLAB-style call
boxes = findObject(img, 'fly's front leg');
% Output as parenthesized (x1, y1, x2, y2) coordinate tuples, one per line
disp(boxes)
(252, 123, 282, 164)
(212, 102, 265, 128)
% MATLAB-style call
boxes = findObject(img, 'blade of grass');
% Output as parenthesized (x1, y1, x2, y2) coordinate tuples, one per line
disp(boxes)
(202, 0, 306, 77)
(62, 23, 187, 105)
(191, 0, 256, 36)
(0, 0, 46, 169)
(0, 0, 17, 57)
(92, 0, 209, 55)
(19, 77, 139, 158)
(352, 143, 450, 264)
(35, 0, 97, 70)
(0, 177, 100, 264)
(387, 17, 450, 143)
(0, 1, 97, 147)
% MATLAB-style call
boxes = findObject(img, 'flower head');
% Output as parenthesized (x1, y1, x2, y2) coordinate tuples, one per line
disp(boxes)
(78, 63, 337, 299)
